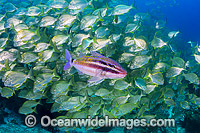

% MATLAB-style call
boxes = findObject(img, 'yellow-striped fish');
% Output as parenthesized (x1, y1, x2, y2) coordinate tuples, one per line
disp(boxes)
(64, 49, 127, 83)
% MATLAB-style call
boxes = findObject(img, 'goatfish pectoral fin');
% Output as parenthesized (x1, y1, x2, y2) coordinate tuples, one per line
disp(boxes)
(64, 49, 72, 70)
(88, 77, 104, 87)
(88, 76, 103, 82)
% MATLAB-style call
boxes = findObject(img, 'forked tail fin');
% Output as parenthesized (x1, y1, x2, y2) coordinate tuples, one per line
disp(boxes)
(64, 49, 72, 70)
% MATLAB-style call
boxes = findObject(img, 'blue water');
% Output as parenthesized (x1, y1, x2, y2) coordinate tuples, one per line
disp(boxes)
(134, 0, 200, 43)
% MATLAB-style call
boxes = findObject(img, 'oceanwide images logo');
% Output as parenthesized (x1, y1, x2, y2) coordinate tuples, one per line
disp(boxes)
(25, 115, 175, 129)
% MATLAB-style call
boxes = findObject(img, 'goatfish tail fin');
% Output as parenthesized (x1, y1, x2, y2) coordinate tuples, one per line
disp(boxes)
(64, 49, 72, 70)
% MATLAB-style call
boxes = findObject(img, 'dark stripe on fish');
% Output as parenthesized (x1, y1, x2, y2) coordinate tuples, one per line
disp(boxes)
(87, 63, 120, 74)
(93, 60, 122, 72)
(83, 58, 121, 71)
(76, 57, 123, 73)
(98, 60, 108, 66)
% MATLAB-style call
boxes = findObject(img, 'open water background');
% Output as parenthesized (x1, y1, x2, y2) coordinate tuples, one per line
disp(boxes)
(133, 0, 200, 43)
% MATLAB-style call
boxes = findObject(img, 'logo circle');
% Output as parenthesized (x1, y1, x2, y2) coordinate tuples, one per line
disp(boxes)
(25, 115, 36, 127)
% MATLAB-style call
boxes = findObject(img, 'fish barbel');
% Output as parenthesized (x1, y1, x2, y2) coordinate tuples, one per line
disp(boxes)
(64, 49, 127, 83)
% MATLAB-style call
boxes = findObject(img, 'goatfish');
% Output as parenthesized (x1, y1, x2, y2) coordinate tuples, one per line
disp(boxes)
(64, 49, 127, 84)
